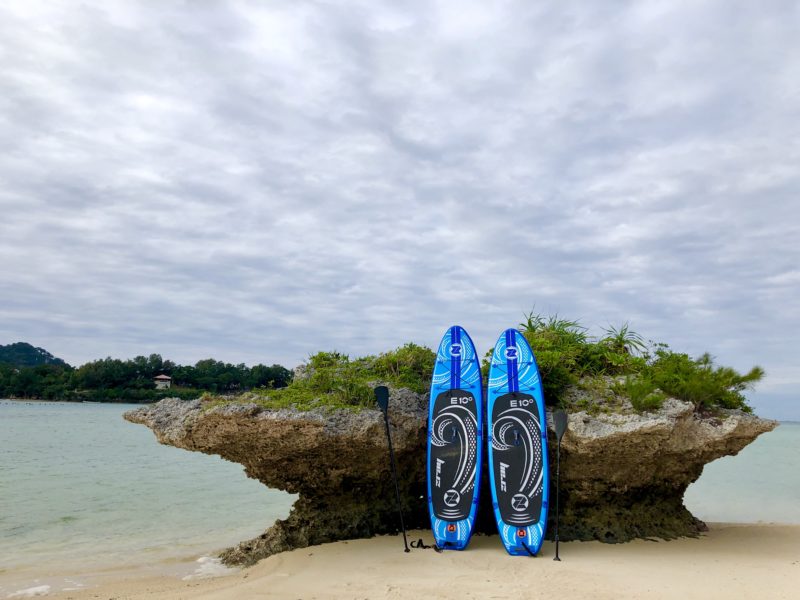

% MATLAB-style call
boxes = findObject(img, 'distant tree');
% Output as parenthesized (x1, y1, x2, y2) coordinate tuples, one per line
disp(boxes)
(0, 342, 68, 367)
(248, 364, 292, 389)
(0, 342, 290, 402)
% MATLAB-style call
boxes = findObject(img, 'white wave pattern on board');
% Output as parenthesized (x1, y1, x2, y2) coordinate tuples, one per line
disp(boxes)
(432, 328, 481, 387)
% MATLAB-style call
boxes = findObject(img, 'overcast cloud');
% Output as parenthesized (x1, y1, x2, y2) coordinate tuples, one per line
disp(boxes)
(1, 0, 798, 419)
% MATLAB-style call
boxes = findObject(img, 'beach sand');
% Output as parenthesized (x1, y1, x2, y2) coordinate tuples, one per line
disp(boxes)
(41, 524, 799, 600)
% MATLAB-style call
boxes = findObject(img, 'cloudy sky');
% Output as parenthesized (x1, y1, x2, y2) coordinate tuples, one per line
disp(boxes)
(1, 1, 797, 419)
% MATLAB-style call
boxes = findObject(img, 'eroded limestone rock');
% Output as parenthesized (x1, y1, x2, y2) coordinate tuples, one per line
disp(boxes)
(125, 391, 776, 565)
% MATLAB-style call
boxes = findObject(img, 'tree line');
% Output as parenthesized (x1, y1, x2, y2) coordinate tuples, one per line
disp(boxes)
(0, 352, 292, 403)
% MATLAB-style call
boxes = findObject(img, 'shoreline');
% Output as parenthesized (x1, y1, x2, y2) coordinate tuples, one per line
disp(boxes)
(4, 523, 797, 600)
(0, 551, 235, 599)
(1, 398, 154, 404)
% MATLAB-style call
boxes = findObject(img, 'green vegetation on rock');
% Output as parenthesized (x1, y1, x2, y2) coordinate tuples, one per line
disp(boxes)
(644, 347, 764, 412)
(483, 312, 650, 405)
(510, 311, 763, 413)
(612, 376, 666, 412)
(206, 312, 762, 415)
(218, 343, 436, 412)
(211, 313, 762, 416)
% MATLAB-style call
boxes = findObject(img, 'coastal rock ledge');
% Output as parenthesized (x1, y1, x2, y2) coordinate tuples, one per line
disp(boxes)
(125, 393, 776, 566)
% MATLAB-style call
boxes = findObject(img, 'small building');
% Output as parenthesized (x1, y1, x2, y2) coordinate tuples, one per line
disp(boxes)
(154, 374, 172, 390)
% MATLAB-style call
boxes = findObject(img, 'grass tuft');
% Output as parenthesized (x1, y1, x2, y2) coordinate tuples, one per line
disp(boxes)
(612, 376, 666, 412)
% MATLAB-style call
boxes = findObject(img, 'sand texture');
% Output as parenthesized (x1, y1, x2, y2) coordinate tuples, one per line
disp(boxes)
(43, 524, 799, 600)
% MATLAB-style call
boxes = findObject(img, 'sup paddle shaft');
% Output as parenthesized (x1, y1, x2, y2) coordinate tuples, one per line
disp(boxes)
(375, 386, 410, 553)
(553, 409, 569, 561)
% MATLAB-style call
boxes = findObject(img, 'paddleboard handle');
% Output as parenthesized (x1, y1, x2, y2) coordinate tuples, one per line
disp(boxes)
(375, 386, 410, 553)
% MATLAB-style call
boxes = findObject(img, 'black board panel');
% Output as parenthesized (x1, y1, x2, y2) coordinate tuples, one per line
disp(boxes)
(490, 392, 544, 527)
(429, 389, 479, 521)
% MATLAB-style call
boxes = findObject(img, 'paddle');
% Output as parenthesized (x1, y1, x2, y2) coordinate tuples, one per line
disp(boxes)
(553, 409, 569, 561)
(375, 385, 410, 553)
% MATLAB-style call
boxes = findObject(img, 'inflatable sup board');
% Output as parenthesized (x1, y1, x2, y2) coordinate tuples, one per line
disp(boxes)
(487, 328, 549, 556)
(426, 325, 483, 550)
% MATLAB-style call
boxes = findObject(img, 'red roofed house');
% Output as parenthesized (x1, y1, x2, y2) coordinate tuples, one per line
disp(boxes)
(154, 374, 172, 390)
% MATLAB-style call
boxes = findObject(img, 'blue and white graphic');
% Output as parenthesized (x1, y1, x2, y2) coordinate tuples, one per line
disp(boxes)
(487, 328, 550, 556)
(427, 325, 483, 550)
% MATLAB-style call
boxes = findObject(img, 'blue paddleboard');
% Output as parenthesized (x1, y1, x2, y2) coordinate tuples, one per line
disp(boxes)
(487, 328, 549, 556)
(426, 325, 483, 550)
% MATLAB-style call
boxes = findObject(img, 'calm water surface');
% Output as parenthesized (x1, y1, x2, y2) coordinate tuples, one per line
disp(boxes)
(684, 421, 800, 524)
(0, 400, 295, 594)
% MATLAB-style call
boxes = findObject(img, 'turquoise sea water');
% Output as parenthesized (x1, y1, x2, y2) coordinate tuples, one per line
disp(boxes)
(0, 402, 797, 595)
(684, 421, 800, 524)
(0, 400, 295, 594)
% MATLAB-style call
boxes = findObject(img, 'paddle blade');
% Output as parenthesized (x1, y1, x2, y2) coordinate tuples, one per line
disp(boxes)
(375, 386, 389, 414)
(554, 409, 569, 441)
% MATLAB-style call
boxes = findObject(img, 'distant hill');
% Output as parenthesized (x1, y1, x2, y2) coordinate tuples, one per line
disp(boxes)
(0, 342, 69, 367)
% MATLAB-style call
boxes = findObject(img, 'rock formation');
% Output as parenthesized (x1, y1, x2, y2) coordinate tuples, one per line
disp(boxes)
(125, 389, 776, 566)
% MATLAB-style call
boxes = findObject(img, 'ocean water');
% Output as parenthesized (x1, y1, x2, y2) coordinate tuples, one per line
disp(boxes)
(0, 400, 295, 595)
(684, 421, 800, 524)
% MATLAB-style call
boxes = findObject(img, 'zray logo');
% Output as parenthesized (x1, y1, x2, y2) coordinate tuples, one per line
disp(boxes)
(511, 494, 529, 511)
(504, 346, 518, 360)
(444, 489, 461, 507)
(451, 343, 462, 357)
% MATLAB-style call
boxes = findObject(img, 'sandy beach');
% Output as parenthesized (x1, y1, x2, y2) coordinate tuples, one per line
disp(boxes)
(35, 524, 798, 600)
